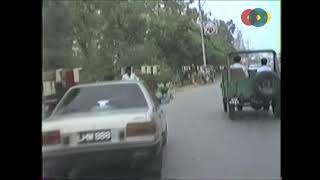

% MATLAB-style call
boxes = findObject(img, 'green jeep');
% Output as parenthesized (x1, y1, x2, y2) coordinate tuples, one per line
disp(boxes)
(220, 50, 281, 119)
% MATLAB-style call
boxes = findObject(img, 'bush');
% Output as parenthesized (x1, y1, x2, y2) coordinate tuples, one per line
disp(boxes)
(139, 74, 159, 93)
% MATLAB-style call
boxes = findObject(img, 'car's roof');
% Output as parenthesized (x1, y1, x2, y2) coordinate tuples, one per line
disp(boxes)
(70, 80, 142, 89)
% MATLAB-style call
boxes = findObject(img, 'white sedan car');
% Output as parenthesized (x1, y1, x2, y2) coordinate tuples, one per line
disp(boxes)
(42, 81, 168, 178)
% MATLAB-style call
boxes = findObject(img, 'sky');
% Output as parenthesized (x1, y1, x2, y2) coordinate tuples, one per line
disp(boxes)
(189, 0, 281, 54)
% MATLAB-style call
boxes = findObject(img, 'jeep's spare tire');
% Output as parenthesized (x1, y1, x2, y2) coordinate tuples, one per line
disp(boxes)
(253, 71, 280, 99)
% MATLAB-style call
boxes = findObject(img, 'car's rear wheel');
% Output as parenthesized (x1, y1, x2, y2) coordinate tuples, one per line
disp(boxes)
(263, 104, 270, 111)
(228, 103, 235, 120)
(144, 150, 163, 179)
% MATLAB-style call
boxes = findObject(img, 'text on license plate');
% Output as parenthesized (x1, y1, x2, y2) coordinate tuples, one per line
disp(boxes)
(78, 130, 111, 144)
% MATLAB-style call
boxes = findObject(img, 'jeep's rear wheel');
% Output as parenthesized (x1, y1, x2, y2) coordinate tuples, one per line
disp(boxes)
(223, 98, 228, 112)
(228, 104, 235, 120)
(272, 100, 280, 118)
(251, 103, 262, 111)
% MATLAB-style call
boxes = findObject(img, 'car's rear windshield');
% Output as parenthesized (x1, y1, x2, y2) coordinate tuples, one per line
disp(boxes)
(53, 83, 148, 116)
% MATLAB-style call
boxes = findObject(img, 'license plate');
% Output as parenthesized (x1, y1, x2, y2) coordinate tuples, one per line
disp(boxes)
(78, 130, 111, 144)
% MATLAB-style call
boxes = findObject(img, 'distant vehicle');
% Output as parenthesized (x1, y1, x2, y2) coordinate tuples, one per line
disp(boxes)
(42, 81, 168, 178)
(220, 50, 281, 119)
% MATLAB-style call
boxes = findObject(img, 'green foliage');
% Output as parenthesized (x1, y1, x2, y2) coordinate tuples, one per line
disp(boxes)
(43, 0, 73, 70)
(43, 0, 241, 82)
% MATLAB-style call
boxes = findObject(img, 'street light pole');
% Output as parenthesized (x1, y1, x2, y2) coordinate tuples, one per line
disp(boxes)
(199, 0, 207, 67)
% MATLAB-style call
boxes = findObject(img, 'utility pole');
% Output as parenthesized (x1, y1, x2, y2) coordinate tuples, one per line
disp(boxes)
(198, 0, 207, 67)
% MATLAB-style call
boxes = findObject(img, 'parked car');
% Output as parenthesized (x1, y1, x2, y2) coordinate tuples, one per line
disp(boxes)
(42, 80, 168, 178)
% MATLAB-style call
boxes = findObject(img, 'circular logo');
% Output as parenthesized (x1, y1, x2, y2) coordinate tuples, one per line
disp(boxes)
(241, 8, 271, 27)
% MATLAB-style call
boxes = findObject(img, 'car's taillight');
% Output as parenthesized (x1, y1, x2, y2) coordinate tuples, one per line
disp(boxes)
(42, 130, 61, 145)
(126, 120, 157, 137)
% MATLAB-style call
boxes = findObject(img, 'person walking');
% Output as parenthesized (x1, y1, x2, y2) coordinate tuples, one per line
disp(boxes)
(122, 66, 140, 81)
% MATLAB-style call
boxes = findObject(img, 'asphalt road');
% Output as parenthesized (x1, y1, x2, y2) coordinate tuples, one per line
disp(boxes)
(161, 80, 280, 179)
(49, 79, 280, 179)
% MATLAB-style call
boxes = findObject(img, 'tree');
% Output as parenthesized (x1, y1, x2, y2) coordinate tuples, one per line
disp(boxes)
(43, 0, 238, 81)
(43, 0, 73, 71)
